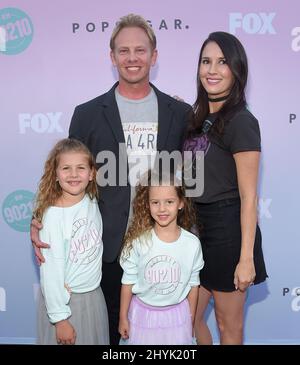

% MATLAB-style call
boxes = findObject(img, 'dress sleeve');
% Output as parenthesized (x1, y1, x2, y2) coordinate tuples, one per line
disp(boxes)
(40, 212, 71, 324)
(189, 239, 204, 287)
(120, 241, 140, 285)
(224, 112, 261, 154)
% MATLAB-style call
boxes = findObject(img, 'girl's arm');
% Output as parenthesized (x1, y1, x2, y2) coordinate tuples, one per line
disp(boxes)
(118, 284, 133, 340)
(187, 286, 199, 327)
(40, 212, 74, 343)
(233, 150, 260, 292)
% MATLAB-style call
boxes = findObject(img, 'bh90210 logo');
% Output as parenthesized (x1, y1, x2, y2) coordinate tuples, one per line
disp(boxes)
(0, 7, 34, 55)
(2, 190, 34, 232)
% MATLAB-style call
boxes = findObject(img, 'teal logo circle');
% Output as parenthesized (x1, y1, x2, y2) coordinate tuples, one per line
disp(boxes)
(0, 7, 34, 55)
(2, 190, 35, 232)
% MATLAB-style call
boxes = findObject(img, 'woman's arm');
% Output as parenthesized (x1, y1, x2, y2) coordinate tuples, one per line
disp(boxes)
(40, 212, 73, 344)
(233, 150, 260, 292)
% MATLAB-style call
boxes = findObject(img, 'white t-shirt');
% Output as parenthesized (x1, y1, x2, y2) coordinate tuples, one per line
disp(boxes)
(40, 194, 103, 323)
(120, 228, 204, 306)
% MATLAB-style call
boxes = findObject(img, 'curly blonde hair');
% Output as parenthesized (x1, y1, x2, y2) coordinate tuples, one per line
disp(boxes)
(121, 170, 196, 259)
(33, 138, 98, 222)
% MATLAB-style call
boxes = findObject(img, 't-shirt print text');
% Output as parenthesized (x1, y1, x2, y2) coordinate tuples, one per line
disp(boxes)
(123, 122, 158, 154)
(69, 218, 102, 264)
(144, 255, 181, 295)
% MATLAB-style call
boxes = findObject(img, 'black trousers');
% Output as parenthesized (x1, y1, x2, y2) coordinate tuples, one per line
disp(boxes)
(100, 260, 123, 345)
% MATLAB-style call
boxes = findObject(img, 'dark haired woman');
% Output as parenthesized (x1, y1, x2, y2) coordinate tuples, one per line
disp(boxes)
(183, 31, 267, 345)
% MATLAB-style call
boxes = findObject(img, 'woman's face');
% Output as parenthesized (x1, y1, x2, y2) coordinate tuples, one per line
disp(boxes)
(199, 41, 234, 99)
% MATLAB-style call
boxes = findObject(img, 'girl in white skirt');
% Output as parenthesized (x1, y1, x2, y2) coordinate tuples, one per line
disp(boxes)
(119, 171, 204, 345)
(34, 139, 109, 345)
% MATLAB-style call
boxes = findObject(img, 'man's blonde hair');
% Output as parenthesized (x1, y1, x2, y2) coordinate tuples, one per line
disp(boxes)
(110, 14, 156, 50)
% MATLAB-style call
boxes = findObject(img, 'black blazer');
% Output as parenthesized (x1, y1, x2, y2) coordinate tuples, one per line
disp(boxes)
(69, 82, 191, 263)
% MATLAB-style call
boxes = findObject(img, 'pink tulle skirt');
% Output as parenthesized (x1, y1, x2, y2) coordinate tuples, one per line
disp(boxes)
(120, 296, 193, 345)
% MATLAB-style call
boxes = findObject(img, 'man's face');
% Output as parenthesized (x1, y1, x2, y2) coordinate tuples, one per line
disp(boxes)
(111, 26, 157, 88)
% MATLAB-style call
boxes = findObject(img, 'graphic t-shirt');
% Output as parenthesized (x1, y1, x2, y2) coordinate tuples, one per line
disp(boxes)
(116, 88, 158, 224)
(183, 108, 261, 203)
(40, 195, 103, 323)
(116, 88, 158, 183)
(120, 228, 204, 306)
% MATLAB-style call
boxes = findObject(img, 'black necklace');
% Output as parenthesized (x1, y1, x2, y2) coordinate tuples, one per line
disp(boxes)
(208, 95, 229, 102)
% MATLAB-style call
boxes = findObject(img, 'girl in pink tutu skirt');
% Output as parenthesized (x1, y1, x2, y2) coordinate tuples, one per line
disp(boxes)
(119, 171, 204, 345)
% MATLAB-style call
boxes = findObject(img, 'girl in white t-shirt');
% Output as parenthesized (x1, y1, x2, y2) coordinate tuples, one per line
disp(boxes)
(119, 170, 204, 345)
(34, 138, 109, 345)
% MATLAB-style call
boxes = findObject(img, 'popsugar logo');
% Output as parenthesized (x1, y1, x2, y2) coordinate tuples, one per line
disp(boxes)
(283, 287, 300, 312)
(229, 13, 276, 35)
(72, 18, 190, 34)
(289, 114, 297, 123)
(291, 27, 300, 52)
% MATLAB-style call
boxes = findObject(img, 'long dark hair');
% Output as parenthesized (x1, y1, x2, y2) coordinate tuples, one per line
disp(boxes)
(187, 31, 248, 138)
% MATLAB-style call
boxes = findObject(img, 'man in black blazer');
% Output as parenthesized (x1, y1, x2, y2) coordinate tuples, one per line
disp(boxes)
(32, 14, 191, 344)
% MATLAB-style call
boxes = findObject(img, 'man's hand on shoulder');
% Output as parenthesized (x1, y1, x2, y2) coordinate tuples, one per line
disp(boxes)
(30, 218, 50, 265)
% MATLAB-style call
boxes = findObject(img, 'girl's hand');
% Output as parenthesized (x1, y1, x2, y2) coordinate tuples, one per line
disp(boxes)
(55, 319, 76, 345)
(118, 317, 130, 340)
(233, 258, 256, 292)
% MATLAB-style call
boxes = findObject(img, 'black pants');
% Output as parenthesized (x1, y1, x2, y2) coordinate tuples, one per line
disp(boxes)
(101, 260, 123, 345)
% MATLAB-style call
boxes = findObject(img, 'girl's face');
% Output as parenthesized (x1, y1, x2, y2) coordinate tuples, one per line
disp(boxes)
(149, 186, 184, 230)
(199, 41, 234, 99)
(56, 151, 93, 202)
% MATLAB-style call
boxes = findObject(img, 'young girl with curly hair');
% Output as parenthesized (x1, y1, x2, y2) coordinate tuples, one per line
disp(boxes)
(118, 171, 204, 345)
(34, 138, 109, 345)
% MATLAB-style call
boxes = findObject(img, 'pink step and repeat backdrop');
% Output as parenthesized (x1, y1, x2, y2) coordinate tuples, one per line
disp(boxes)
(0, 0, 299, 344)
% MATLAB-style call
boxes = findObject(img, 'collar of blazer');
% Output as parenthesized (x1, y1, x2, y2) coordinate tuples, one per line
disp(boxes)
(101, 82, 175, 151)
